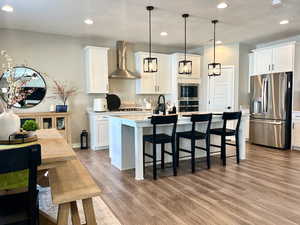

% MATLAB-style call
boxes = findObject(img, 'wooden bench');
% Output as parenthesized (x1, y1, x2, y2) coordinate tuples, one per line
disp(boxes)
(49, 159, 101, 225)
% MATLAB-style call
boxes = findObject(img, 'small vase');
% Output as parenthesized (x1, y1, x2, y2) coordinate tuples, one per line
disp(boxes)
(56, 105, 68, 112)
(0, 110, 20, 140)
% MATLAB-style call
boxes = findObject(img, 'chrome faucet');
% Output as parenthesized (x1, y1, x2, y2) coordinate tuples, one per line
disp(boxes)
(154, 95, 166, 115)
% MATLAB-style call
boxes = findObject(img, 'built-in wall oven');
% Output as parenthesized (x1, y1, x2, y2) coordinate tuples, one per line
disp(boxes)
(178, 83, 199, 112)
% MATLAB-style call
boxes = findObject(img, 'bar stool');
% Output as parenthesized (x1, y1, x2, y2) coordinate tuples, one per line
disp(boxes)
(143, 115, 178, 180)
(210, 112, 242, 166)
(176, 113, 213, 173)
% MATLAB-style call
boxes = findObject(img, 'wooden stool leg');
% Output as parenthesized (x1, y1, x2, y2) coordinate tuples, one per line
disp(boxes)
(57, 203, 71, 225)
(82, 198, 97, 225)
(71, 201, 81, 225)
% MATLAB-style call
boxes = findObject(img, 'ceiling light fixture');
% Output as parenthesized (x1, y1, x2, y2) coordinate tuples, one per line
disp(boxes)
(279, 20, 289, 25)
(217, 2, 228, 9)
(160, 32, 168, 36)
(1, 5, 14, 12)
(208, 20, 221, 77)
(84, 19, 94, 25)
(144, 6, 158, 73)
(216, 40, 223, 45)
(178, 14, 192, 75)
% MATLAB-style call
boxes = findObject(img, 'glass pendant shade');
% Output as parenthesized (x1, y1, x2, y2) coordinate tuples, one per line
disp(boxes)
(208, 20, 221, 77)
(179, 60, 192, 74)
(144, 57, 158, 73)
(178, 14, 192, 75)
(144, 6, 158, 73)
(208, 62, 221, 77)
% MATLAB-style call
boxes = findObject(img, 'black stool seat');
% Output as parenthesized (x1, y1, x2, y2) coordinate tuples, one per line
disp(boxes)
(143, 115, 178, 180)
(143, 134, 172, 143)
(210, 128, 236, 136)
(210, 112, 242, 166)
(176, 113, 213, 172)
(177, 131, 207, 140)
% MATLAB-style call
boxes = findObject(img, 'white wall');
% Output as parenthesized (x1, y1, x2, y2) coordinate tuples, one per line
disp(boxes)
(0, 28, 181, 144)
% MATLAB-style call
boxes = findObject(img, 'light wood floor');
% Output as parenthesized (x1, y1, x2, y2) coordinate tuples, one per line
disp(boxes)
(76, 145, 300, 225)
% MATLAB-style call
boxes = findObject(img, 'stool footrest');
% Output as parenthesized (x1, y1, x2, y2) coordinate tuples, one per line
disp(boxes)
(178, 148, 192, 153)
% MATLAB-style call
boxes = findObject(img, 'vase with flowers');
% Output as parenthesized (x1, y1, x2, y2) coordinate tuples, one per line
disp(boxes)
(0, 51, 36, 140)
(48, 79, 77, 112)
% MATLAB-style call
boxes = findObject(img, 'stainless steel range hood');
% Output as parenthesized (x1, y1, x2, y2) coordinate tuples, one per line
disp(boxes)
(109, 41, 140, 79)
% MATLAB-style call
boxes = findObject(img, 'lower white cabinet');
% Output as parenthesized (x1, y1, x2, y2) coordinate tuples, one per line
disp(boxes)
(89, 115, 109, 150)
(292, 113, 300, 150)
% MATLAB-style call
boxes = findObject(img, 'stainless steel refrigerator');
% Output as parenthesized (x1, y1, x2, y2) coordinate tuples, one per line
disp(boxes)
(249, 72, 293, 149)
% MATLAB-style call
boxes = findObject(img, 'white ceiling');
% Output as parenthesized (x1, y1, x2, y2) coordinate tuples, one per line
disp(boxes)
(1, 0, 300, 48)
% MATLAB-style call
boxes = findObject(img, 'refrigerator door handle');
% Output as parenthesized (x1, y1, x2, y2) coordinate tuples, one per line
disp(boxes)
(250, 119, 284, 125)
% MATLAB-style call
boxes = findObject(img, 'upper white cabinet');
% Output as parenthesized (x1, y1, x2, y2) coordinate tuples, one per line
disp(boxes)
(253, 42, 295, 75)
(135, 52, 171, 94)
(171, 53, 201, 79)
(84, 46, 109, 94)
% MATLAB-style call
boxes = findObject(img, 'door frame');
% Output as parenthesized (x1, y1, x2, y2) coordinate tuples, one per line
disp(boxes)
(207, 65, 236, 112)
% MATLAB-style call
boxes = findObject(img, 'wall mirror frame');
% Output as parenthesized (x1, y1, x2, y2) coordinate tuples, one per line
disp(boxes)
(0, 66, 47, 109)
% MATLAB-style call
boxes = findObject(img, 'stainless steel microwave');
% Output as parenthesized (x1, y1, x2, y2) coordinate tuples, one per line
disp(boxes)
(178, 83, 199, 100)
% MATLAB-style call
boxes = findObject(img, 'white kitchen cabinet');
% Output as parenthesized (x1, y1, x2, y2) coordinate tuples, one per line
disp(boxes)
(253, 42, 295, 75)
(89, 115, 109, 150)
(292, 112, 300, 150)
(135, 52, 171, 94)
(254, 48, 273, 75)
(84, 46, 109, 94)
(272, 44, 294, 73)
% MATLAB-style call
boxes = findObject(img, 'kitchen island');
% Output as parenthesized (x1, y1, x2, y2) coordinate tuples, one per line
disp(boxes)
(108, 113, 247, 180)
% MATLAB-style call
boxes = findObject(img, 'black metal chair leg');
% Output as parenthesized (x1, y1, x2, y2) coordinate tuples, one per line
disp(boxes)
(176, 135, 180, 168)
(153, 144, 157, 180)
(172, 141, 177, 176)
(206, 137, 211, 169)
(143, 140, 146, 175)
(236, 134, 240, 164)
(191, 139, 196, 173)
(221, 135, 226, 166)
(161, 143, 165, 169)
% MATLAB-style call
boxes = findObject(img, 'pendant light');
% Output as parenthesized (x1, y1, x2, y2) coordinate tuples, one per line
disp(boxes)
(208, 20, 221, 77)
(178, 14, 192, 75)
(144, 6, 158, 73)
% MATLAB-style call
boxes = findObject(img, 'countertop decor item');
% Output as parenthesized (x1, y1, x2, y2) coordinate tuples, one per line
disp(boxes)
(0, 131, 38, 145)
(48, 79, 78, 112)
(0, 107, 20, 140)
(208, 20, 221, 77)
(106, 94, 121, 111)
(178, 14, 192, 75)
(144, 6, 158, 73)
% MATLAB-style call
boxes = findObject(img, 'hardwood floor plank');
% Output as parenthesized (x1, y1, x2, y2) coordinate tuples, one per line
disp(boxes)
(76, 144, 300, 225)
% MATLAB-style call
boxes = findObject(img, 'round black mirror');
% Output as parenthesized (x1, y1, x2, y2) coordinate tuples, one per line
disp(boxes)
(0, 66, 47, 108)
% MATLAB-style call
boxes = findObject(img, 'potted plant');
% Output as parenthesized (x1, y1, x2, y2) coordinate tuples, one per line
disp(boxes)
(0, 51, 36, 140)
(22, 120, 39, 131)
(49, 79, 77, 112)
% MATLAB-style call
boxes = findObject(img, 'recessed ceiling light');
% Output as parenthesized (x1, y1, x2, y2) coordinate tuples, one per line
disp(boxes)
(279, 20, 289, 25)
(216, 40, 223, 44)
(84, 19, 94, 25)
(1, 5, 14, 12)
(160, 32, 168, 36)
(217, 2, 228, 9)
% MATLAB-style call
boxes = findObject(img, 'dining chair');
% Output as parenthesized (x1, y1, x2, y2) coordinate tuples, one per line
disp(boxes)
(0, 144, 41, 225)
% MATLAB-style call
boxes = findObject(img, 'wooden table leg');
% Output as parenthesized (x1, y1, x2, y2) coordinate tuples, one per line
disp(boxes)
(57, 202, 71, 225)
(82, 198, 97, 225)
(71, 201, 81, 225)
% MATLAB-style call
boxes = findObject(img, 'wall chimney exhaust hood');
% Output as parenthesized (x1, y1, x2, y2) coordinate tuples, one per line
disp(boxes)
(109, 41, 140, 79)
